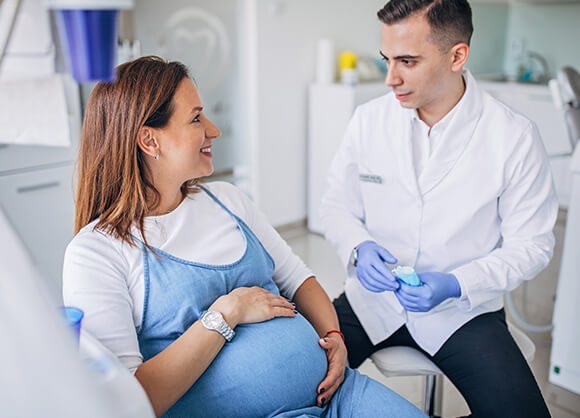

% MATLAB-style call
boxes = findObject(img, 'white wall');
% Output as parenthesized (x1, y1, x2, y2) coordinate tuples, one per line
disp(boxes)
(249, 0, 385, 226)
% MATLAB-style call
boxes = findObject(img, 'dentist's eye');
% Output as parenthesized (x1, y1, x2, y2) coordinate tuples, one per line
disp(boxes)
(402, 59, 415, 66)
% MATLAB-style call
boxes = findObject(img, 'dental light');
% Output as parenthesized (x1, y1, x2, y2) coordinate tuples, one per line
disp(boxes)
(45, 0, 133, 82)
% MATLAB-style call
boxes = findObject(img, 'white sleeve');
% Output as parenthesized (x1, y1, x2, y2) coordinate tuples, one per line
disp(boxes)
(62, 228, 143, 373)
(212, 182, 313, 299)
(319, 108, 374, 273)
(452, 122, 559, 311)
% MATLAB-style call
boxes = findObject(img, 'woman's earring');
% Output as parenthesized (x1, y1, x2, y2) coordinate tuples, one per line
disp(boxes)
(155, 154, 159, 160)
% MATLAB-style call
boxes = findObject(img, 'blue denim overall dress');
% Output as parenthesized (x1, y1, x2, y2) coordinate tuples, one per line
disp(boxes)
(137, 186, 425, 418)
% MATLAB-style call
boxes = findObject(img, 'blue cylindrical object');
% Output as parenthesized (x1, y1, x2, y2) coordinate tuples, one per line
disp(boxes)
(61, 306, 84, 345)
(58, 9, 118, 82)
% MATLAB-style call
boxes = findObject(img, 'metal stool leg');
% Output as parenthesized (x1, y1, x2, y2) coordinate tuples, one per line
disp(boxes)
(423, 374, 443, 417)
(423, 374, 436, 415)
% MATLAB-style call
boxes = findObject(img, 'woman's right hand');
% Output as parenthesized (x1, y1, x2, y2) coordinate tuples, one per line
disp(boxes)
(211, 286, 296, 328)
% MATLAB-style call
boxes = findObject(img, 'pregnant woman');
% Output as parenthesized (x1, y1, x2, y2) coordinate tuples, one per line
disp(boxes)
(63, 56, 424, 418)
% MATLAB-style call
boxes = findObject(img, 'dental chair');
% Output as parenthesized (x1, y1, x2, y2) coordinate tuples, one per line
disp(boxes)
(370, 322, 535, 417)
(0, 206, 154, 418)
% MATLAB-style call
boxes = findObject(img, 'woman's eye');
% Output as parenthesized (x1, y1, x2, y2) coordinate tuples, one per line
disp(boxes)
(192, 114, 201, 123)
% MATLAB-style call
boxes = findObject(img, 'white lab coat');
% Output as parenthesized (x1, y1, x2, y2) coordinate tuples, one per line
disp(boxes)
(320, 70, 558, 355)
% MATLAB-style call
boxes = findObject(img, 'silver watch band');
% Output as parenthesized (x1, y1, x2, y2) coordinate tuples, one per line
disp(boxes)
(353, 244, 361, 267)
(216, 320, 235, 341)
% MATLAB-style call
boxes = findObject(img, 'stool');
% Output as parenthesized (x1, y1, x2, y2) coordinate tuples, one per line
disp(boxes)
(370, 322, 535, 416)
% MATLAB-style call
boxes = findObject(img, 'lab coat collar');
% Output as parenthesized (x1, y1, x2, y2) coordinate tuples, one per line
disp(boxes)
(416, 70, 484, 195)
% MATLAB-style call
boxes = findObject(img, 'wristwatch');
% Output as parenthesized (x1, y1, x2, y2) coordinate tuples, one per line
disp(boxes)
(200, 310, 235, 342)
(352, 243, 363, 267)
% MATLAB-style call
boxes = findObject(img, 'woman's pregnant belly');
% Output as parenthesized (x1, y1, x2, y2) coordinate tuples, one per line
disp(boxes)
(169, 314, 328, 418)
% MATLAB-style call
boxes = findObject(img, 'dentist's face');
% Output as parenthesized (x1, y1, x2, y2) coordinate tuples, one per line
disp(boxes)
(380, 13, 456, 112)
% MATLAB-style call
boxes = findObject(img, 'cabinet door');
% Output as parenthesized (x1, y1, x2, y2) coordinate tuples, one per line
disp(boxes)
(0, 75, 81, 174)
(0, 164, 75, 302)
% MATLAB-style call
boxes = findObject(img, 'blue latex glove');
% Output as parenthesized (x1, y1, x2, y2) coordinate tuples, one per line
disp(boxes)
(355, 241, 399, 292)
(394, 272, 461, 312)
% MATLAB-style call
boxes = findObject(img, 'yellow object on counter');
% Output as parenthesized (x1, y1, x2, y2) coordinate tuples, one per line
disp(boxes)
(339, 51, 357, 71)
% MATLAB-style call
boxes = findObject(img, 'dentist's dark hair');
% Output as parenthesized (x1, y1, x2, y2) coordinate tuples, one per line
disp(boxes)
(75, 56, 197, 249)
(378, 0, 473, 51)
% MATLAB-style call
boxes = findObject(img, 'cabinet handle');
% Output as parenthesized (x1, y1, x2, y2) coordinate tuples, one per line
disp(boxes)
(17, 181, 60, 193)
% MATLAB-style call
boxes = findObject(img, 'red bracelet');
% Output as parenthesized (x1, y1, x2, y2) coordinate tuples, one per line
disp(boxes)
(323, 329, 345, 343)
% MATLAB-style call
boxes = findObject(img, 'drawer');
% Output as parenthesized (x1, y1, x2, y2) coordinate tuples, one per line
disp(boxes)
(0, 164, 75, 301)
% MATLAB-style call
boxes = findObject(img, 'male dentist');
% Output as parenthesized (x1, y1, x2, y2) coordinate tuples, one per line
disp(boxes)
(320, 0, 556, 416)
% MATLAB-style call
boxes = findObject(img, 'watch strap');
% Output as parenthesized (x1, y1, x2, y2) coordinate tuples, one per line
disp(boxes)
(216, 319, 235, 342)
(353, 244, 361, 267)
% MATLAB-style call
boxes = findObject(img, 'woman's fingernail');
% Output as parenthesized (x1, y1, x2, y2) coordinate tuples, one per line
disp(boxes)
(321, 397, 326, 405)
(319, 387, 326, 394)
(292, 309, 298, 313)
(323, 338, 328, 342)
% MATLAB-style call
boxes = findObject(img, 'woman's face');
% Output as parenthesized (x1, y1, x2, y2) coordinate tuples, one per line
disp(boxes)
(155, 78, 221, 182)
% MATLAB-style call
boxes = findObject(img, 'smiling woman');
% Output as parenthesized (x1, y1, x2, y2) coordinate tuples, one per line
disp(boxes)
(137, 78, 220, 207)
(63, 56, 426, 418)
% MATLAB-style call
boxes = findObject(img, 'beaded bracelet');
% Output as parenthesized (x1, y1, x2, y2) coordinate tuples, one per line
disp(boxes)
(323, 329, 345, 343)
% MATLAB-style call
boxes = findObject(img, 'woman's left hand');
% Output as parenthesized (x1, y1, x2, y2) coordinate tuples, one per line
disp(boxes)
(316, 333, 347, 407)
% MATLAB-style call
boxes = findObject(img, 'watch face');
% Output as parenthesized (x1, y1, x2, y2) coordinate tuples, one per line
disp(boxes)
(203, 311, 222, 328)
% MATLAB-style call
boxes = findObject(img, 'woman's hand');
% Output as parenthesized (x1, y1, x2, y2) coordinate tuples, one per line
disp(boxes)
(211, 286, 296, 328)
(316, 333, 348, 407)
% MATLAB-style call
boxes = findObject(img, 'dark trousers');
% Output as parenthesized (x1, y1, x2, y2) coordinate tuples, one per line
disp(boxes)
(333, 292, 551, 418)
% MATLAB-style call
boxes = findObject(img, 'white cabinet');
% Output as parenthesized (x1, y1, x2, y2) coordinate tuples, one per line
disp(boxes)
(478, 80, 573, 208)
(0, 164, 75, 301)
(307, 82, 389, 234)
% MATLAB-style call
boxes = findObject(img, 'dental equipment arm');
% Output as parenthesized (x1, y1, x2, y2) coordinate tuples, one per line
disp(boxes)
(558, 66, 580, 148)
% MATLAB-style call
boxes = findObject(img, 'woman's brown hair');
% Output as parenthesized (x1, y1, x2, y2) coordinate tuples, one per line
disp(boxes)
(75, 55, 196, 247)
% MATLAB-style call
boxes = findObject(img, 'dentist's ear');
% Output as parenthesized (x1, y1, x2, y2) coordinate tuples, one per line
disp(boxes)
(450, 42, 469, 73)
(137, 126, 159, 160)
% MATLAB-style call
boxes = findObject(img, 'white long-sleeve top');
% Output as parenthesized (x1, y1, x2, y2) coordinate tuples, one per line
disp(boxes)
(320, 70, 558, 355)
(63, 181, 313, 373)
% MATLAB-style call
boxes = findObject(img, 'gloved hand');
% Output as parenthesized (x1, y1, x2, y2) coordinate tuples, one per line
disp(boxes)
(394, 271, 461, 312)
(355, 241, 399, 293)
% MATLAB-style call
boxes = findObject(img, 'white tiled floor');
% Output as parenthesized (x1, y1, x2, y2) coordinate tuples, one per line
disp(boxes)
(279, 209, 580, 417)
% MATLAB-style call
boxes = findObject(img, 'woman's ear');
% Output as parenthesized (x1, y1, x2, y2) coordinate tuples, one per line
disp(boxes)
(137, 126, 159, 159)
(450, 43, 469, 73)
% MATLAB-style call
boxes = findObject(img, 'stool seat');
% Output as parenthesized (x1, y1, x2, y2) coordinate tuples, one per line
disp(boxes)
(508, 322, 535, 362)
(371, 346, 442, 378)
(370, 321, 534, 378)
